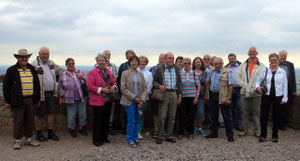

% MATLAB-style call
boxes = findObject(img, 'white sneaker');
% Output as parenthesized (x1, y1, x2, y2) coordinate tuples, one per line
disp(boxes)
(138, 133, 143, 140)
(14, 140, 21, 150)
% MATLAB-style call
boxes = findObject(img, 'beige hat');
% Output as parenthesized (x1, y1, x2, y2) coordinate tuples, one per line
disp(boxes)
(14, 49, 32, 58)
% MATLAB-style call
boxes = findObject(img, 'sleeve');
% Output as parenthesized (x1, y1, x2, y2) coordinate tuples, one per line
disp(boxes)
(290, 63, 296, 93)
(141, 74, 148, 101)
(87, 71, 101, 95)
(113, 64, 118, 78)
(147, 72, 153, 94)
(255, 68, 266, 89)
(235, 65, 245, 88)
(3, 68, 12, 104)
(282, 70, 288, 102)
(228, 71, 233, 85)
(57, 72, 65, 97)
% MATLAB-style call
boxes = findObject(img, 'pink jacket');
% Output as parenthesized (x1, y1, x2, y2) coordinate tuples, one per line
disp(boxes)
(87, 68, 117, 106)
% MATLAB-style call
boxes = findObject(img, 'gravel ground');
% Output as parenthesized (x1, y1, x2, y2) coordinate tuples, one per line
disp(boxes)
(0, 127, 299, 161)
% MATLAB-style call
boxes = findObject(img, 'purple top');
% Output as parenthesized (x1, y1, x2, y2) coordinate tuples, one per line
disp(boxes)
(72, 78, 81, 101)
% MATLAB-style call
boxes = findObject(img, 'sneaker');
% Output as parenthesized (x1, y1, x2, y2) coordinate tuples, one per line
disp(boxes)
(14, 140, 21, 150)
(129, 142, 137, 148)
(198, 129, 207, 136)
(259, 137, 265, 142)
(135, 140, 141, 146)
(238, 131, 247, 136)
(36, 132, 48, 142)
(138, 133, 143, 140)
(272, 138, 279, 143)
(24, 139, 40, 147)
(166, 138, 176, 143)
(48, 132, 60, 141)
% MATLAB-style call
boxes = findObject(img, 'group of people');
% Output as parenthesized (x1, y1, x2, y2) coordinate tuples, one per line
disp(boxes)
(3, 46, 296, 150)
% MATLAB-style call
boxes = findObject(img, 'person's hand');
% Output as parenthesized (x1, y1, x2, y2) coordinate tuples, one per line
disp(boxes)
(103, 97, 110, 103)
(76, 71, 84, 79)
(256, 87, 263, 94)
(137, 101, 143, 109)
(36, 101, 41, 108)
(280, 101, 286, 104)
(133, 97, 141, 103)
(177, 96, 181, 105)
(59, 97, 63, 105)
(101, 87, 111, 94)
(159, 85, 167, 92)
(225, 99, 232, 105)
(193, 97, 198, 105)
(5, 103, 11, 109)
(292, 92, 297, 96)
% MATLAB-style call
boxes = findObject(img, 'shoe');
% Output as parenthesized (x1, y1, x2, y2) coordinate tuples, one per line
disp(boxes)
(108, 128, 115, 135)
(279, 127, 286, 131)
(166, 138, 176, 143)
(134, 140, 141, 146)
(228, 137, 234, 142)
(235, 126, 243, 131)
(70, 130, 77, 138)
(129, 142, 137, 148)
(272, 138, 278, 143)
(138, 133, 143, 140)
(48, 132, 60, 141)
(36, 132, 48, 142)
(177, 135, 183, 140)
(238, 131, 246, 136)
(220, 122, 225, 128)
(199, 129, 207, 136)
(152, 131, 158, 138)
(259, 137, 265, 142)
(94, 142, 104, 147)
(24, 139, 40, 147)
(163, 131, 167, 136)
(205, 134, 218, 139)
(79, 128, 88, 136)
(254, 132, 260, 138)
(156, 138, 163, 144)
(13, 140, 21, 150)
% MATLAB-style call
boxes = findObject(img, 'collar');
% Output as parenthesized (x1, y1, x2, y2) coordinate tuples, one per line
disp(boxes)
(230, 62, 239, 67)
(213, 68, 222, 73)
(38, 56, 48, 65)
(246, 58, 260, 65)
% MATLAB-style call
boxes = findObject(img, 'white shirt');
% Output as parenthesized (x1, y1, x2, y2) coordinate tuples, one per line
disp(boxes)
(138, 67, 153, 100)
(256, 67, 288, 102)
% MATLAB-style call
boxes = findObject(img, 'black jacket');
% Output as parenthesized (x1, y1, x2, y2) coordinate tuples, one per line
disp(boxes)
(281, 61, 296, 95)
(3, 62, 40, 106)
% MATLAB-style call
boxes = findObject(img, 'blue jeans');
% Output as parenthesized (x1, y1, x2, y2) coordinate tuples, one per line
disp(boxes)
(125, 102, 140, 143)
(195, 98, 205, 121)
(66, 101, 87, 129)
(232, 88, 242, 127)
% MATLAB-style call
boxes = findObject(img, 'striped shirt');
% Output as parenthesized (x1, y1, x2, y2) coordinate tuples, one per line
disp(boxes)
(181, 69, 200, 97)
(18, 68, 34, 96)
(164, 66, 177, 90)
(210, 68, 233, 93)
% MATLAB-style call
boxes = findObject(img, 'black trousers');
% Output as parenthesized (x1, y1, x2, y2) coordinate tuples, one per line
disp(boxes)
(178, 97, 195, 135)
(209, 92, 233, 138)
(260, 95, 282, 139)
(279, 94, 291, 128)
(92, 101, 112, 143)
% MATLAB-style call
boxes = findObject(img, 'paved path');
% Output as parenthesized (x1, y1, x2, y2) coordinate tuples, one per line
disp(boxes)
(0, 127, 299, 161)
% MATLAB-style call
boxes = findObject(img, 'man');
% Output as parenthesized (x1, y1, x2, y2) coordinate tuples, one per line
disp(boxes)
(205, 57, 234, 142)
(225, 53, 242, 131)
(3, 49, 40, 149)
(153, 52, 182, 144)
(203, 54, 213, 129)
(149, 53, 165, 138)
(236, 47, 265, 137)
(117, 49, 136, 134)
(203, 54, 212, 74)
(31, 47, 64, 142)
(278, 50, 297, 130)
(103, 50, 118, 135)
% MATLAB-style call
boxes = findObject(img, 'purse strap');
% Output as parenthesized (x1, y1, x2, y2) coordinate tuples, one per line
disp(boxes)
(264, 68, 268, 79)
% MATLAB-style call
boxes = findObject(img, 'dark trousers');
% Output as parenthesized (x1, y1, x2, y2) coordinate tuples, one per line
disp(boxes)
(279, 94, 291, 129)
(260, 95, 282, 139)
(231, 88, 242, 127)
(12, 97, 35, 139)
(178, 97, 195, 135)
(209, 92, 234, 138)
(205, 102, 213, 129)
(92, 101, 112, 143)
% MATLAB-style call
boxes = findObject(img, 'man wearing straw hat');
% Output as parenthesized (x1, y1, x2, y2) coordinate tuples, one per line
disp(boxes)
(3, 49, 41, 149)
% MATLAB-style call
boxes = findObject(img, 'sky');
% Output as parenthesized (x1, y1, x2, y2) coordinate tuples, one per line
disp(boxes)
(0, 0, 300, 67)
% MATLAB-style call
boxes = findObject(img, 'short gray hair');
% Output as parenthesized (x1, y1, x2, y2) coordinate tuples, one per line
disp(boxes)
(39, 46, 49, 53)
(183, 57, 191, 62)
(95, 53, 108, 63)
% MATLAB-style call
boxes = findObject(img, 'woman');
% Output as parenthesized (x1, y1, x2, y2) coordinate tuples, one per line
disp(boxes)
(178, 57, 200, 140)
(137, 55, 153, 140)
(87, 53, 117, 147)
(121, 55, 147, 148)
(192, 57, 207, 136)
(256, 53, 288, 143)
(175, 56, 184, 71)
(58, 58, 88, 138)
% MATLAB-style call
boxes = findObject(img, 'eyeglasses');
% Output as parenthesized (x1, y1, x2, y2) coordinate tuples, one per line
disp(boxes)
(184, 63, 191, 65)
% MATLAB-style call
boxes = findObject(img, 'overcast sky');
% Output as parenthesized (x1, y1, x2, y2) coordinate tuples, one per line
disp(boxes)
(1, 0, 300, 67)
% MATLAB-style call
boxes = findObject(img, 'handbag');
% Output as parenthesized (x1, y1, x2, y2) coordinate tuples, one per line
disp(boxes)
(260, 68, 268, 94)
(80, 79, 89, 97)
(151, 66, 165, 101)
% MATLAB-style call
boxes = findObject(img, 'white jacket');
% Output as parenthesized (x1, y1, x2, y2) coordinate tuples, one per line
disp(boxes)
(255, 67, 288, 102)
(236, 59, 265, 97)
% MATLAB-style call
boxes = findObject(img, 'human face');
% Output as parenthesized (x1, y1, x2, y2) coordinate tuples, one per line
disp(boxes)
(248, 47, 258, 59)
(97, 57, 107, 70)
(194, 58, 202, 69)
(203, 55, 211, 67)
(139, 58, 147, 69)
(39, 48, 50, 63)
(130, 58, 139, 69)
(165, 54, 174, 68)
(104, 50, 111, 60)
(214, 58, 223, 71)
(183, 60, 191, 71)
(176, 59, 183, 69)
(126, 52, 135, 60)
(66, 60, 75, 72)
(17, 55, 30, 68)
(269, 56, 279, 67)
(159, 54, 165, 65)
(228, 56, 236, 66)
(279, 51, 287, 64)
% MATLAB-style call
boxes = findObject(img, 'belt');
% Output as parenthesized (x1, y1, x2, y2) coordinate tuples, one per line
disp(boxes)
(166, 89, 176, 92)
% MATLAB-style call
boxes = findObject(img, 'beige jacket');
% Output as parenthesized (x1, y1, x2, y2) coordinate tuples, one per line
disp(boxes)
(120, 69, 147, 106)
(235, 58, 265, 97)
